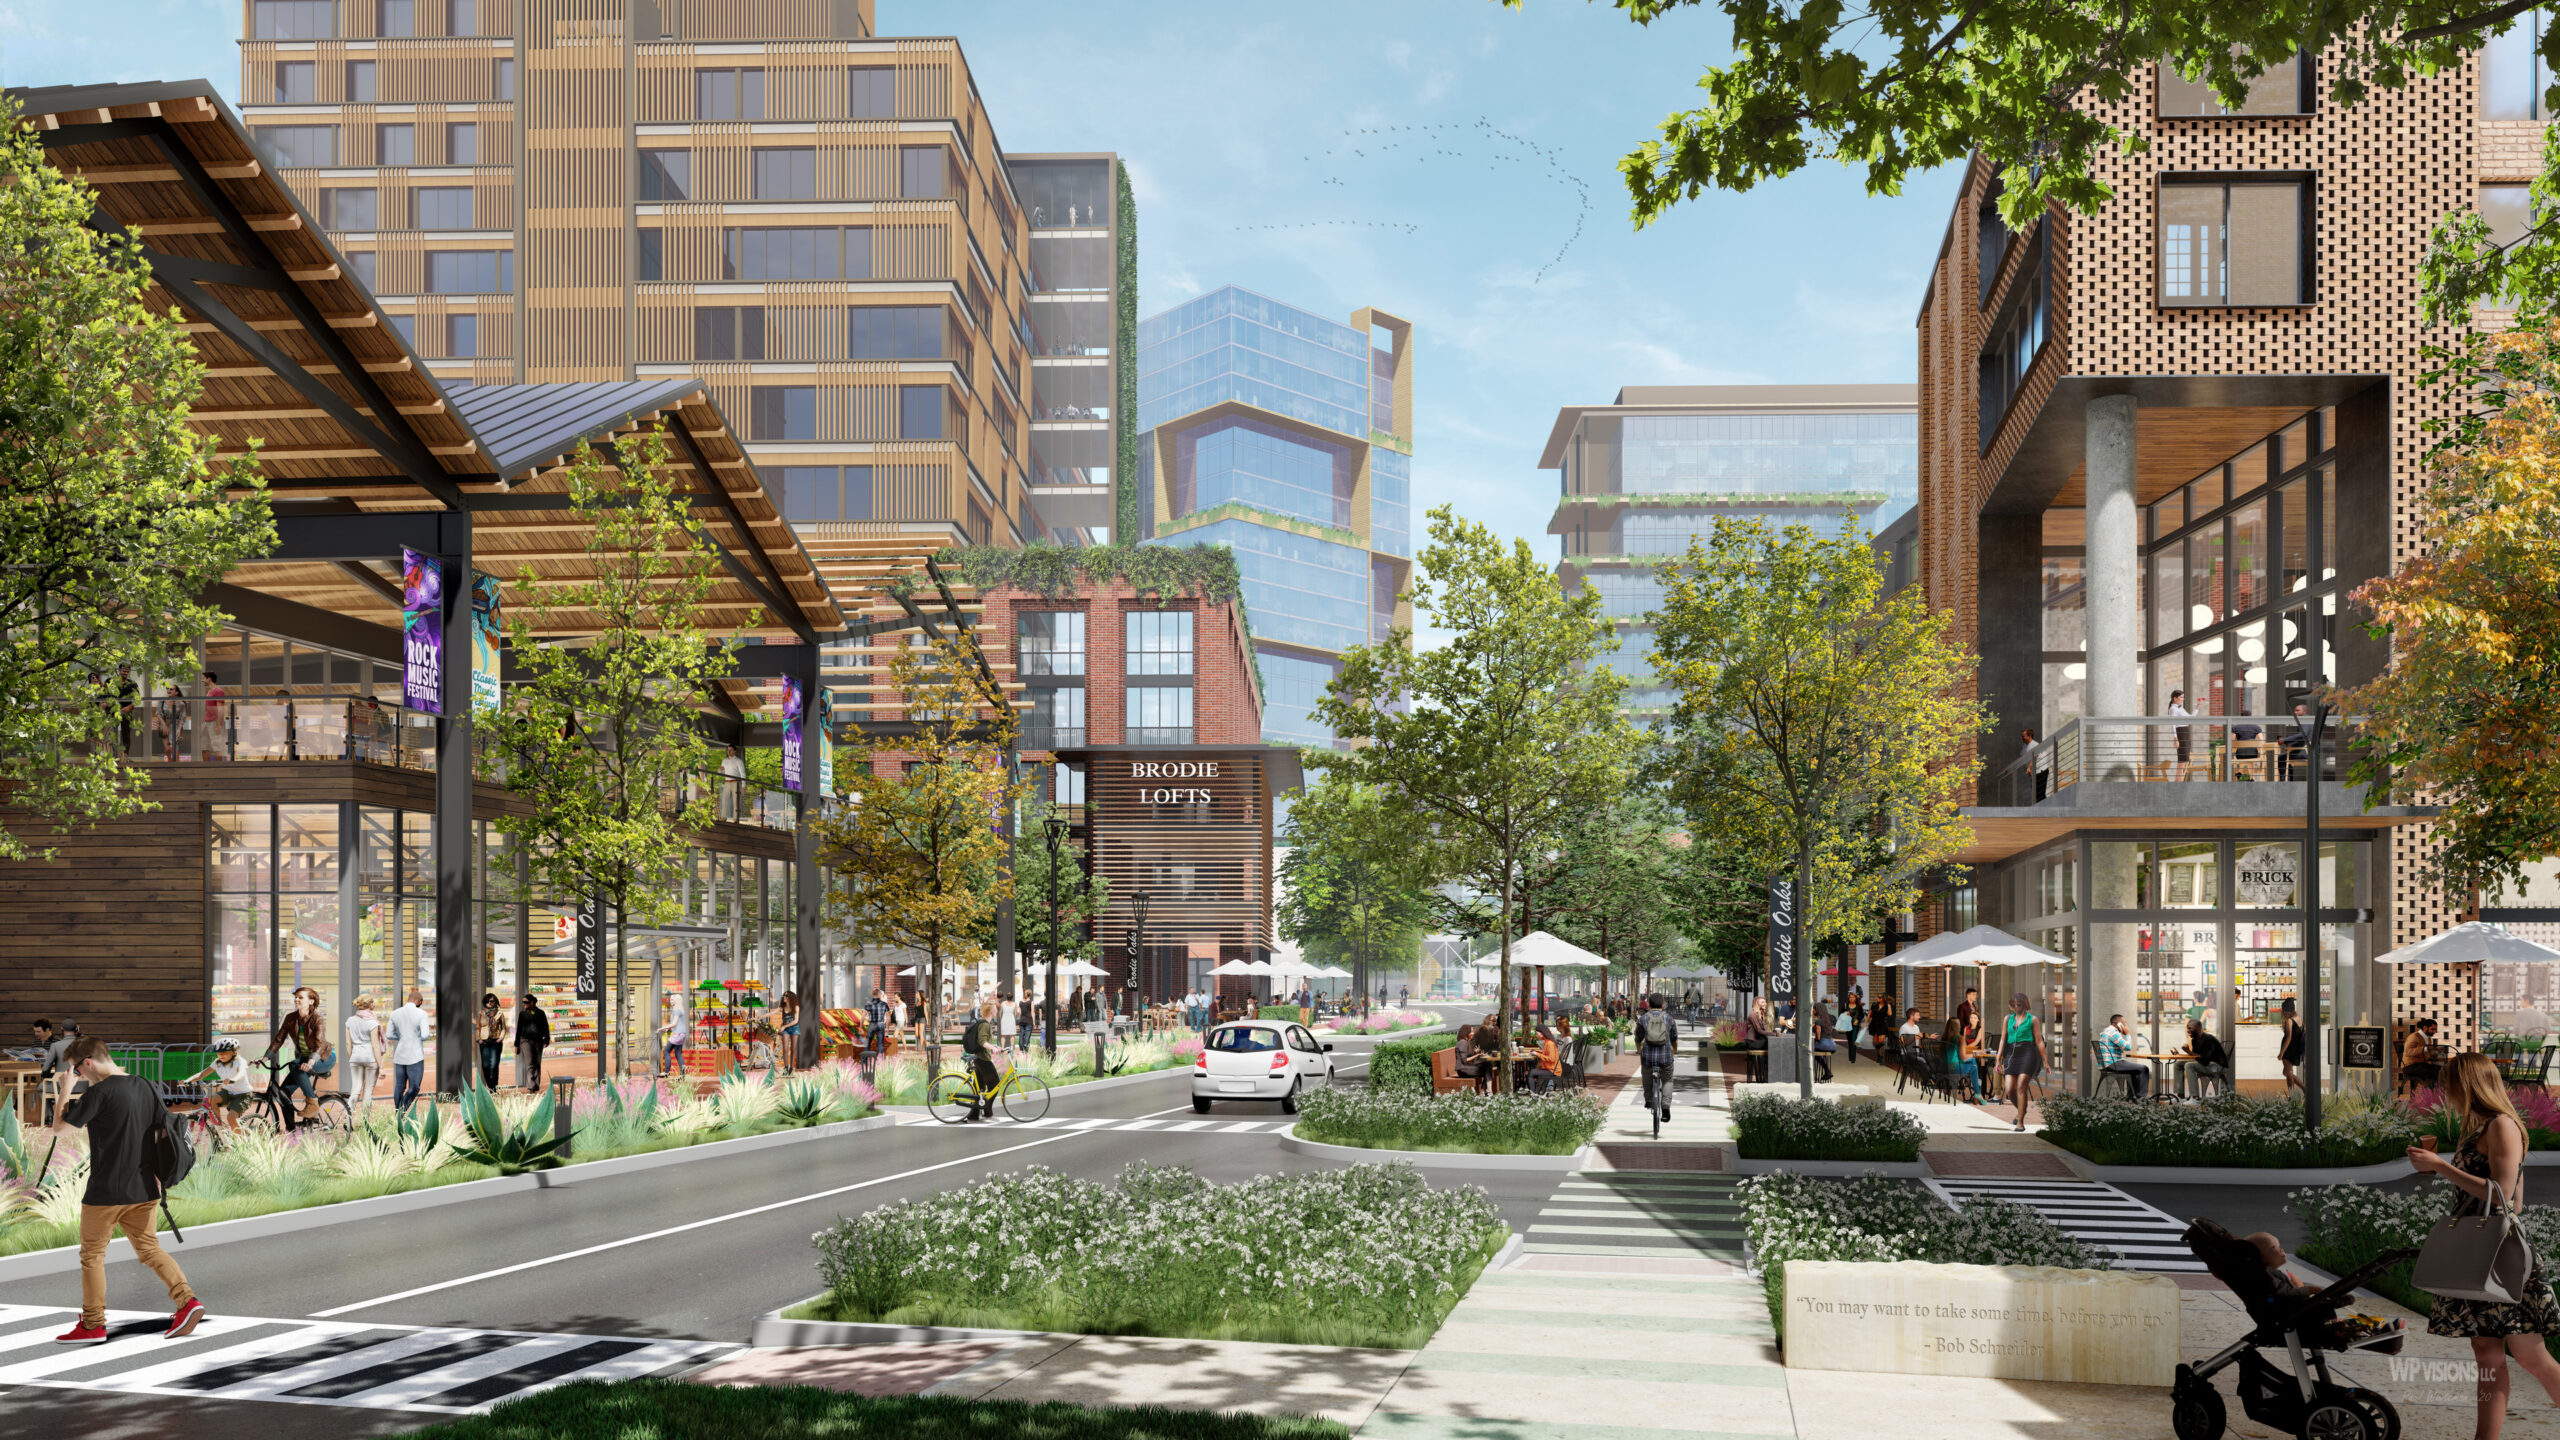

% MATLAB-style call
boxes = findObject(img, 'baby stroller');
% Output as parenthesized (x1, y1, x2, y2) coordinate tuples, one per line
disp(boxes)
(2174, 1218, 2415, 1440)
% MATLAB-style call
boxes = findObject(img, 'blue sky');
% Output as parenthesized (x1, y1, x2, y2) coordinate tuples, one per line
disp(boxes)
(1, 0, 1960, 559)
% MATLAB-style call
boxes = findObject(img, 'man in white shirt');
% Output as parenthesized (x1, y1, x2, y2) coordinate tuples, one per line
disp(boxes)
(385, 989, 430, 1112)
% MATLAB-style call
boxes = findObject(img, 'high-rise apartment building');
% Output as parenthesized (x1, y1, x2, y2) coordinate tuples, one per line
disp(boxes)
(1133, 286, 1414, 749)
(236, 0, 1131, 553)
(1539, 386, 1918, 714)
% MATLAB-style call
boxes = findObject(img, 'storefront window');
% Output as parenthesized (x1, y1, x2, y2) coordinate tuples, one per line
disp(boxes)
(209, 894, 272, 1050)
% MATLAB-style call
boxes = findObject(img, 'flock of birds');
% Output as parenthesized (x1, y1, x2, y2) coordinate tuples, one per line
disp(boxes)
(1234, 116, 1592, 282)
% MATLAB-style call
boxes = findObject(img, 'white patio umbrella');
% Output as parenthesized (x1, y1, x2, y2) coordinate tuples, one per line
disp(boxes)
(1054, 959, 1108, 977)
(1507, 931, 1610, 968)
(1210, 958, 1259, 976)
(2377, 921, 2560, 965)
(1875, 925, 2068, 969)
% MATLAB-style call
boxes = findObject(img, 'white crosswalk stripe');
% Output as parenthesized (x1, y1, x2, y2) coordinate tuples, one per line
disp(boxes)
(0, 1303, 730, 1415)
(893, 1114, 1297, 1133)
(1927, 1177, 2201, 1272)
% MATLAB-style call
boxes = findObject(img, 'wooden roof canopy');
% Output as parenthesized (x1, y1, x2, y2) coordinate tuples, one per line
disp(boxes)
(10, 78, 841, 649)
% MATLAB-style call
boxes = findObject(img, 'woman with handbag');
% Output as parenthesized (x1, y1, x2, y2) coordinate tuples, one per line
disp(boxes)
(1997, 992, 2044, 1132)
(2408, 1051, 2560, 1438)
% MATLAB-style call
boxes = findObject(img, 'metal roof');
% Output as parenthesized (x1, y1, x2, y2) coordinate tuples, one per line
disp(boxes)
(453, 380, 715, 479)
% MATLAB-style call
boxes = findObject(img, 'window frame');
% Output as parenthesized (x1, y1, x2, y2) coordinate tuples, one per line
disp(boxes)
(848, 65, 897, 119)
(273, 60, 317, 104)
(320, 186, 377, 231)
(695, 67, 766, 121)
(897, 384, 946, 440)
(445, 123, 479, 166)
(2156, 172, 2317, 309)
(751, 146, 817, 201)
(445, 313, 478, 359)
(377, 0, 414, 37)
(638, 149, 692, 202)
(423, 249, 513, 295)
(252, 124, 338, 169)
(376, 123, 415, 167)
(751, 386, 818, 442)
(2157, 53, 2314, 118)
(345, 59, 377, 103)
(693, 305, 766, 362)
(411, 186, 473, 231)
(252, 0, 336, 39)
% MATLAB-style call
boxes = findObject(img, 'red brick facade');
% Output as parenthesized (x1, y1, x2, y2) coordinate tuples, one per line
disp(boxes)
(976, 577, 1264, 750)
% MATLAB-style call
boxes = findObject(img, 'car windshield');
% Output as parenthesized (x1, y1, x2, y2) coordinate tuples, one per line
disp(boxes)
(1206, 1025, 1283, 1053)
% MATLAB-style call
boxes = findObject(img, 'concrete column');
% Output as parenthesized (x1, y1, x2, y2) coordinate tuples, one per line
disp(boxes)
(2084, 394, 2141, 726)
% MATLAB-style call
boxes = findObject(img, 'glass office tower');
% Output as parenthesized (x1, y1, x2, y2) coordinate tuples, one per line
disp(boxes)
(1135, 286, 1413, 749)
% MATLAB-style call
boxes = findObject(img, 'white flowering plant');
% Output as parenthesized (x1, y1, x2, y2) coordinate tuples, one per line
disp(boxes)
(809, 1160, 1508, 1348)
(2042, 1091, 2417, 1169)
(1730, 1093, 1924, 1162)
(1740, 1172, 2112, 1334)
(1296, 1087, 1604, 1155)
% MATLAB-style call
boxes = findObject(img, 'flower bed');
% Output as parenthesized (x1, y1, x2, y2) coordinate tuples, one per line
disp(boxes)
(1366, 1032, 1464, 1094)
(1294, 1088, 1603, 1155)
(1730, 1093, 1924, 1163)
(801, 1161, 1506, 1349)
(2293, 1182, 2560, 1359)
(1329, 1009, 1436, 1036)
(1740, 1172, 2113, 1334)
(865, 1039, 1194, 1106)
(0, 1066, 878, 1258)
(2405, 1085, 2560, 1150)
(2040, 1092, 2418, 1169)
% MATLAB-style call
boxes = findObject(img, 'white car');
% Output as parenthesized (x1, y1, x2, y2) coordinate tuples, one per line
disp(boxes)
(1192, 1020, 1334, 1113)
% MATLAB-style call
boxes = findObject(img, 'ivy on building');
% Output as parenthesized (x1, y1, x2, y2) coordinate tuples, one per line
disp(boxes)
(933, 542, 1266, 702)
(1115, 164, 1141, 543)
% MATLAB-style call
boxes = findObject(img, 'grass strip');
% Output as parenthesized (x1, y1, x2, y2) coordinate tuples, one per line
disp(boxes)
(400, 1379, 1351, 1440)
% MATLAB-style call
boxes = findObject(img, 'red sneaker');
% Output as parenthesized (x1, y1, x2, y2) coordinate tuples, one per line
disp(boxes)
(165, 1300, 205, 1338)
(55, 1323, 107, 1344)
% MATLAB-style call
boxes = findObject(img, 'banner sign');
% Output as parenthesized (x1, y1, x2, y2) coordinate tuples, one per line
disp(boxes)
(2342, 1026, 2385, 1070)
(1766, 872, 1796, 1004)
(781, 675, 805, 794)
(815, 688, 834, 795)
(469, 572, 503, 714)
(1126, 928, 1141, 990)
(400, 548, 444, 714)
(574, 898, 602, 1001)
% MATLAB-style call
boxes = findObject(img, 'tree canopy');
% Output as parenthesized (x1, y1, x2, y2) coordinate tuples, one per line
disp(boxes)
(1279, 774, 1436, 1003)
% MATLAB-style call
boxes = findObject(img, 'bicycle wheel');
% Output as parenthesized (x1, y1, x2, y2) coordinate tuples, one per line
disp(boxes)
(925, 1071, 977, 1124)
(306, 1094, 353, 1134)
(1000, 1071, 1052, 1124)
(237, 1095, 283, 1138)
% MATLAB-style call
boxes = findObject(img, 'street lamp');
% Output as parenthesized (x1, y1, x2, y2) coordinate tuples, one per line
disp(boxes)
(1044, 817, 1066, 1059)
(1132, 890, 1152, 1025)
(2303, 701, 2334, 1133)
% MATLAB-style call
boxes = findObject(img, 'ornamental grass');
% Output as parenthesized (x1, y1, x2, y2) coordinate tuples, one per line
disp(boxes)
(1730, 1093, 1924, 1163)
(2040, 1091, 2417, 1169)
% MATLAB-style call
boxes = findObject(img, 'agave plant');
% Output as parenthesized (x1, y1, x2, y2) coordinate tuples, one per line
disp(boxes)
(0, 1107, 35, 1185)
(773, 1078, 843, 1128)
(451, 1084, 572, 1175)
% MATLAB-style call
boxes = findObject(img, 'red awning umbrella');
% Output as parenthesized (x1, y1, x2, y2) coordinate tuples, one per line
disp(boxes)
(1820, 965, 1866, 977)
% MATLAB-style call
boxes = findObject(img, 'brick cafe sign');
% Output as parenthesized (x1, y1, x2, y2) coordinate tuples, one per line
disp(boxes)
(1130, 760, 1217, 806)
(2235, 844, 2297, 906)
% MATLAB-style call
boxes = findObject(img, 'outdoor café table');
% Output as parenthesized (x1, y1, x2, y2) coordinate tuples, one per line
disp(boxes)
(2128, 1053, 2180, 1101)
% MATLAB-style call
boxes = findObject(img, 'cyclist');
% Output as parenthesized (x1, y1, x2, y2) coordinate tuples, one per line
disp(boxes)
(960, 1000, 1000, 1123)
(1637, 993, 1679, 1123)
(261, 985, 332, 1130)
(179, 1040, 255, 1134)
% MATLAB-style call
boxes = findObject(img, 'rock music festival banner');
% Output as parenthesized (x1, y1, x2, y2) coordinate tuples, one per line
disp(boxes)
(781, 674, 804, 793)
(401, 547, 444, 715)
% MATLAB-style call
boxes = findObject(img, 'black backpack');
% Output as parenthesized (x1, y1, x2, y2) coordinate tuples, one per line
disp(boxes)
(143, 1084, 196, 1239)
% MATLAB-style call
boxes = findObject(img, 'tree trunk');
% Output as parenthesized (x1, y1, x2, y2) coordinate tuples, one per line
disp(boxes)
(1496, 858, 1514, 1094)
(1796, 836, 1815, 1100)
(614, 909, 629, 1083)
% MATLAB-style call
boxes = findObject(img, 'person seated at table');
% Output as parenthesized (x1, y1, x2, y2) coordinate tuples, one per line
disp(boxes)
(1939, 1017, 1980, 1100)
(2401, 1017, 2443, 1089)
(2176, 1018, 2233, 1098)
(1898, 1007, 1922, 1042)
(2095, 1012, 2151, 1100)
(1451, 1025, 1490, 1089)
(2231, 715, 2267, 777)
(1530, 1027, 1563, 1092)
(1743, 999, 1773, 1048)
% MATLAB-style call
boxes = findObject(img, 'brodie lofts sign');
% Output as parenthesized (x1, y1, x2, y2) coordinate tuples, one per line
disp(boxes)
(1130, 760, 1219, 806)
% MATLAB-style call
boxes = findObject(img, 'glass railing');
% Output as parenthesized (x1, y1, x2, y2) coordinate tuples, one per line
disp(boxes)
(1988, 716, 2353, 806)
(1128, 726, 1194, 746)
(110, 695, 443, 770)
(1019, 725, 1085, 750)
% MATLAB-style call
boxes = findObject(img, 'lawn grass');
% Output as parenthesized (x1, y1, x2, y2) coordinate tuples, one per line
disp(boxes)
(400, 1379, 1352, 1440)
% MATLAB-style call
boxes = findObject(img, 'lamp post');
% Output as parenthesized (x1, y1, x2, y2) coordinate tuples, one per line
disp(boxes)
(1044, 817, 1066, 1059)
(1131, 890, 1152, 1028)
(2303, 701, 2333, 1134)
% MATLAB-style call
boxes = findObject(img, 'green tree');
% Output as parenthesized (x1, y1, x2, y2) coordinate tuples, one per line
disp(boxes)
(1664, 830, 1772, 995)
(1650, 518, 1984, 1092)
(1317, 505, 1638, 1088)
(1279, 774, 1436, 1008)
(1538, 792, 1684, 1004)
(0, 98, 273, 859)
(994, 794, 1110, 1053)
(483, 425, 736, 1080)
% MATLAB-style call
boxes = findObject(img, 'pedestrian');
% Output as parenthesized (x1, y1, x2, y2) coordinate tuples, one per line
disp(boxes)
(2406, 1052, 2560, 1439)
(386, 987, 430, 1113)
(776, 990, 801, 1074)
(863, 988, 889, 1068)
(996, 988, 1020, 1062)
(30, 1019, 62, 1125)
(343, 995, 383, 1115)
(961, 1001, 1000, 1122)
(1998, 992, 2046, 1132)
(262, 986, 332, 1130)
(659, 1002, 688, 1077)
(476, 993, 506, 1091)
(518, 992, 551, 1089)
(51, 1035, 205, 1343)
(2278, 996, 2306, 1096)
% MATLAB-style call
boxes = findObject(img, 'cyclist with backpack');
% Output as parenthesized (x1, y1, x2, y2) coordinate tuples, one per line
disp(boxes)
(51, 1036, 205, 1343)
(1637, 994, 1679, 1124)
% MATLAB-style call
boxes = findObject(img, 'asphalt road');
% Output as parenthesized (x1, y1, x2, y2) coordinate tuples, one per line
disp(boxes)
(0, 1006, 1572, 1439)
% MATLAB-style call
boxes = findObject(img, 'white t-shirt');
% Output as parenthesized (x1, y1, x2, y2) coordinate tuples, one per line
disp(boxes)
(665, 1010, 689, 1045)
(346, 1011, 381, 1065)
(1899, 1019, 1921, 1038)
(998, 1006, 1019, 1040)
(386, 1004, 430, 1065)
(213, 1053, 251, 1096)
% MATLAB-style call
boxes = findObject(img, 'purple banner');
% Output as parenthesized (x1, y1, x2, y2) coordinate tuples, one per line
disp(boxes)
(781, 674, 804, 794)
(401, 547, 444, 715)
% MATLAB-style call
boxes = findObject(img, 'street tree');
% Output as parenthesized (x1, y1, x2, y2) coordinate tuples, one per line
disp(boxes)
(0, 98, 274, 859)
(1318, 505, 1638, 1089)
(2338, 326, 2560, 895)
(484, 425, 737, 1080)
(1279, 773, 1436, 1010)
(1535, 791, 1682, 1007)
(818, 628, 1026, 1072)
(1664, 829, 1773, 997)
(1650, 518, 1984, 1092)
(988, 794, 1110, 1054)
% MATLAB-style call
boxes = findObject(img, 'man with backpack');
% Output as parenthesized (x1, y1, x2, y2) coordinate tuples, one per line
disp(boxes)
(1637, 994, 1679, 1123)
(51, 1036, 204, 1343)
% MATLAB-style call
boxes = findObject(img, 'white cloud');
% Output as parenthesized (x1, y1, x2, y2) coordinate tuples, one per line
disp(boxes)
(1384, 39, 1414, 71)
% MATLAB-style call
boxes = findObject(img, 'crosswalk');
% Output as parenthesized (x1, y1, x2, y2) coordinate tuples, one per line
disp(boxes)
(892, 1113, 1300, 1134)
(0, 1303, 730, 1415)
(1523, 1171, 1747, 1263)
(1927, 1176, 2201, 1272)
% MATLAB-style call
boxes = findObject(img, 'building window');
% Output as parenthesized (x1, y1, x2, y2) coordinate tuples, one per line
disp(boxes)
(897, 385, 944, 440)
(494, 57, 514, 101)
(412, 186, 472, 230)
(2160, 178, 2308, 306)
(752, 387, 816, 441)
(1127, 686, 1194, 744)
(346, 252, 377, 290)
(345, 60, 376, 103)
(2159, 53, 2307, 115)
(1018, 611, 1086, 677)
(424, 250, 512, 294)
(319, 187, 377, 230)
(252, 125, 337, 169)
(252, 0, 335, 38)
(2485, 9, 2550, 119)
(377, 0, 414, 37)
(639, 150, 691, 202)
(635, 230, 663, 282)
(1023, 685, 1086, 747)
(446, 314, 478, 358)
(753, 147, 816, 200)
(696, 67, 765, 120)
(849, 306, 944, 359)
(778, 467, 838, 522)
(449, 0, 475, 34)
(387, 313, 417, 344)
(848, 66, 896, 118)
(899, 145, 947, 199)
(377, 123, 414, 166)
(274, 61, 316, 104)
(721, 226, 869, 280)
(694, 305, 765, 361)
(1126, 610, 1194, 676)
(446, 123, 479, 165)
(1977, 232, 2049, 448)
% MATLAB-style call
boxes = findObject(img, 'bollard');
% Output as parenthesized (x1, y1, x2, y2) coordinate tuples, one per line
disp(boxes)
(551, 1075, 576, 1159)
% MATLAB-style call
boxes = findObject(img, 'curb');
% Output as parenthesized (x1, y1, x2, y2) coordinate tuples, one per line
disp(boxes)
(2055, 1152, 2418, 1187)
(1485, 1231, 1528, 1271)
(1275, 1132, 1593, 1171)
(0, 1112, 897, 1284)
(751, 1298, 1048, 1349)
(1728, 1144, 1927, 1179)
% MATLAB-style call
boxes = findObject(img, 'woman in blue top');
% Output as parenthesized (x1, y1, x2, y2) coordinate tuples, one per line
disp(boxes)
(1939, 1016, 1979, 1101)
(1997, 993, 2046, 1132)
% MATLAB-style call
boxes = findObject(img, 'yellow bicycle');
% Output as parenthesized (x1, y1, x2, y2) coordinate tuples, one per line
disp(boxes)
(927, 1052, 1053, 1124)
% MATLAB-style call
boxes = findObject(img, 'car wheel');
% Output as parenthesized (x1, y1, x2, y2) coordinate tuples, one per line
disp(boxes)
(1192, 1095, 1212, 1114)
(1280, 1078, 1302, 1114)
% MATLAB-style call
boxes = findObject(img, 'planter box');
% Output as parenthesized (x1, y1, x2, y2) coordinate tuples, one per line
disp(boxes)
(1782, 1260, 2177, 1386)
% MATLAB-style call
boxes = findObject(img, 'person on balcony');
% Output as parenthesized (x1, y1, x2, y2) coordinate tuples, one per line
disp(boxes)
(2280, 702, 2316, 780)
(2167, 689, 2194, 770)
(2021, 728, 2046, 800)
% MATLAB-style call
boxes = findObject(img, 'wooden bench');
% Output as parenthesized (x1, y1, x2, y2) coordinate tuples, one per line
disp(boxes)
(1429, 1046, 1485, 1095)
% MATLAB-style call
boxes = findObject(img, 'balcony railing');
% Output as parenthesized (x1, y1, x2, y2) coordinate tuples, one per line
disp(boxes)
(1989, 715, 2355, 807)
(1128, 727, 1194, 746)
(1019, 724, 1086, 751)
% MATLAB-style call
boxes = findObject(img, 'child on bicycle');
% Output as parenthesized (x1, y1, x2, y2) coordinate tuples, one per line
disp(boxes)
(960, 1001, 1000, 1123)
(181, 1041, 255, 1133)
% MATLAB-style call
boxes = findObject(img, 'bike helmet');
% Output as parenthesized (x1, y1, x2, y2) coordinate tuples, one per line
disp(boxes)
(213, 1039, 238, 1055)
